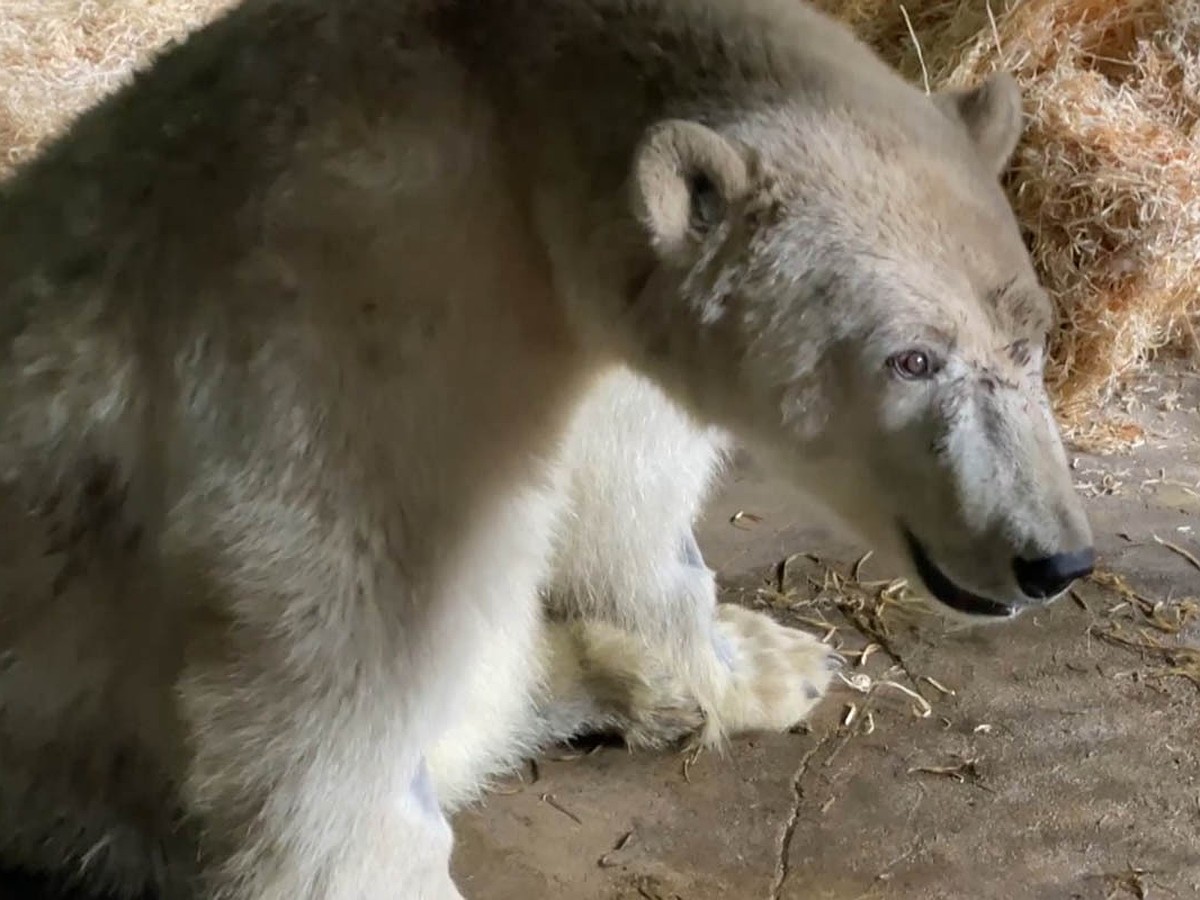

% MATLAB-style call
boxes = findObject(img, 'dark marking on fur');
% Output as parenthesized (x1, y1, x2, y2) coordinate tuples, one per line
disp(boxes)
(798, 271, 841, 312)
(992, 280, 1054, 339)
(1006, 338, 1031, 367)
(44, 529, 70, 556)
(420, 315, 442, 342)
(741, 180, 786, 231)
(75, 458, 128, 539)
(985, 277, 1018, 311)
(42, 456, 141, 598)
(31, 489, 63, 519)
(51, 556, 86, 599)
(110, 747, 137, 784)
(352, 530, 371, 556)
(939, 380, 968, 419)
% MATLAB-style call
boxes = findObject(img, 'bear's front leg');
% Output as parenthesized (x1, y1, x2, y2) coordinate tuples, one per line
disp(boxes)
(178, 594, 465, 900)
(544, 367, 840, 747)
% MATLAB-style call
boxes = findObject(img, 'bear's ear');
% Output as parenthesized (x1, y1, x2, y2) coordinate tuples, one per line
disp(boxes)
(933, 72, 1024, 176)
(631, 119, 750, 259)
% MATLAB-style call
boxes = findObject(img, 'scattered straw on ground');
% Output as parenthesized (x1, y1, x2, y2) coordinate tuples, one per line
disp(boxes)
(765, 550, 1200, 728)
(765, 550, 931, 644)
(1100, 865, 1153, 900)
(759, 551, 951, 725)
(812, 0, 1200, 445)
(907, 753, 988, 787)
(1080, 568, 1200, 688)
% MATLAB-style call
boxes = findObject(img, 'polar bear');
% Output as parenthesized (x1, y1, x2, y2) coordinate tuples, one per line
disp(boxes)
(0, 0, 1095, 897)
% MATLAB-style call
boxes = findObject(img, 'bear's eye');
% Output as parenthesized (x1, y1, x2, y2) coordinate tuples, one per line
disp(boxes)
(888, 349, 938, 380)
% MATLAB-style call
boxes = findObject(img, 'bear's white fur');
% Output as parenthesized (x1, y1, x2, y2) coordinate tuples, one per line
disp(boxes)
(0, 0, 1093, 897)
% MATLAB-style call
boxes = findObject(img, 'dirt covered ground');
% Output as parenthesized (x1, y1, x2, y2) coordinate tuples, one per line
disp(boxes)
(454, 370, 1200, 900)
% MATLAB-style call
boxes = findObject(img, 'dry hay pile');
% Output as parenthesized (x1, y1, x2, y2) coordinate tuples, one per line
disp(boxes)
(811, 0, 1200, 445)
(0, 0, 235, 177)
(3, 1, 1199, 445)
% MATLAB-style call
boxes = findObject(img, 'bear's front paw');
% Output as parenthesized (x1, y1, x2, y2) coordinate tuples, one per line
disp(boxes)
(709, 603, 840, 735)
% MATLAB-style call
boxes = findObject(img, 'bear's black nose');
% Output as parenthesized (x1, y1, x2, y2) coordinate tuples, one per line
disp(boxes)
(1013, 548, 1096, 599)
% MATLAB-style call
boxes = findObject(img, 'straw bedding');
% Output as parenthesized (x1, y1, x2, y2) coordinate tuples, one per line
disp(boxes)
(0, 0, 236, 175)
(3, 0, 1197, 445)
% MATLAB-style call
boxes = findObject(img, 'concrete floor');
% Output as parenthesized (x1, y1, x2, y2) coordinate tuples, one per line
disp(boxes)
(453, 371, 1200, 900)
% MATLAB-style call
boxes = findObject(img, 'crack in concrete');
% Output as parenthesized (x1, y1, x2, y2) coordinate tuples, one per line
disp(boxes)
(766, 608, 927, 899)
(768, 733, 831, 900)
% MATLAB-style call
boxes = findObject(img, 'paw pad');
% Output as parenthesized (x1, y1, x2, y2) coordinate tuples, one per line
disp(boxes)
(709, 604, 838, 735)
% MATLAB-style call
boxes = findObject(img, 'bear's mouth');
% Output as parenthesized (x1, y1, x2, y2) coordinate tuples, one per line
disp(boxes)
(902, 528, 1014, 619)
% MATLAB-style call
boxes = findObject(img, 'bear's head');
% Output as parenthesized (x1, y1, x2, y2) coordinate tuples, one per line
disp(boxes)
(627, 72, 1094, 619)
